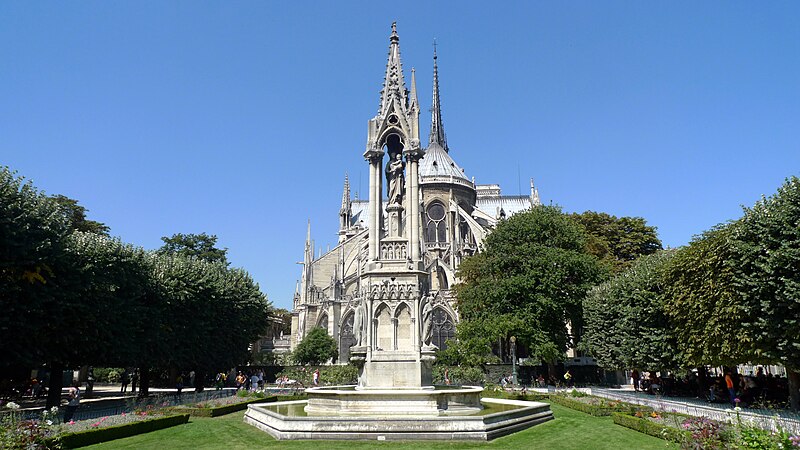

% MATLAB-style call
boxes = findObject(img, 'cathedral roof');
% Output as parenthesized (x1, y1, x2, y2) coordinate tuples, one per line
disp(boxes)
(419, 142, 471, 185)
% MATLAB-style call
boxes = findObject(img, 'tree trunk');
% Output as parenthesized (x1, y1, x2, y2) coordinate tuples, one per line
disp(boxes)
(788, 369, 800, 412)
(194, 370, 205, 392)
(46, 362, 64, 410)
(138, 368, 150, 398)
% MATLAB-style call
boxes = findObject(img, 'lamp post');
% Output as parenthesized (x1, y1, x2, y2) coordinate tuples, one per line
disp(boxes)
(510, 336, 517, 386)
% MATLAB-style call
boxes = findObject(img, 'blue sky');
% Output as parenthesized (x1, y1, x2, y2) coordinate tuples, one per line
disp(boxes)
(2, 2, 798, 310)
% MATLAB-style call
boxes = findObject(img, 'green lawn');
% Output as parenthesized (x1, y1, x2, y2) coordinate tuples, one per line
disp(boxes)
(84, 404, 677, 449)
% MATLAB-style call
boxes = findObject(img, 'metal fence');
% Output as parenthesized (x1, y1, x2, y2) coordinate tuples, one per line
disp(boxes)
(10, 388, 237, 422)
(589, 387, 800, 434)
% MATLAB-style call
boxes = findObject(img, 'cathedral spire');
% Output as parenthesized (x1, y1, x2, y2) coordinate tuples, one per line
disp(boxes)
(377, 21, 408, 117)
(429, 41, 448, 152)
(409, 68, 419, 112)
(340, 173, 351, 215)
(339, 174, 352, 242)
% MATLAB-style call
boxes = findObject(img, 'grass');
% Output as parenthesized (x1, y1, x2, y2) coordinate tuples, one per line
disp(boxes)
(83, 403, 677, 449)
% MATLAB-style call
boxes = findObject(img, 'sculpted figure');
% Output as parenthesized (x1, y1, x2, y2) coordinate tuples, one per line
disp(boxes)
(353, 298, 367, 347)
(421, 293, 435, 347)
(385, 153, 405, 205)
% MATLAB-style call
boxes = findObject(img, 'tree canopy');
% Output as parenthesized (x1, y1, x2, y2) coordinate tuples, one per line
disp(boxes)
(293, 327, 338, 365)
(452, 206, 606, 364)
(158, 232, 228, 265)
(1, 166, 272, 398)
(571, 211, 662, 273)
(50, 194, 110, 235)
(582, 250, 679, 371)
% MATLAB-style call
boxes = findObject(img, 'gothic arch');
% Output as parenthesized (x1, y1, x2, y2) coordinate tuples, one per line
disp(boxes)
(316, 313, 329, 332)
(394, 302, 412, 351)
(374, 302, 392, 351)
(430, 307, 456, 351)
(339, 311, 356, 361)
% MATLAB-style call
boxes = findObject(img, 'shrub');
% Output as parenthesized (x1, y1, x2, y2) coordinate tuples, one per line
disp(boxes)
(432, 366, 485, 385)
(612, 412, 688, 443)
(93, 368, 123, 383)
(55, 414, 189, 448)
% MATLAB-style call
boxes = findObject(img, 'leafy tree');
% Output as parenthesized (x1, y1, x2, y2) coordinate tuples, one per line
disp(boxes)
(272, 308, 293, 336)
(571, 211, 662, 273)
(582, 250, 680, 371)
(50, 194, 110, 235)
(662, 225, 754, 368)
(158, 232, 228, 265)
(293, 327, 337, 365)
(730, 177, 800, 410)
(0, 168, 71, 367)
(453, 206, 606, 364)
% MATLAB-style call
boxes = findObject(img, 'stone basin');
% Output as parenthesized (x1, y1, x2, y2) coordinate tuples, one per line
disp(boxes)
(304, 385, 484, 416)
(244, 396, 553, 441)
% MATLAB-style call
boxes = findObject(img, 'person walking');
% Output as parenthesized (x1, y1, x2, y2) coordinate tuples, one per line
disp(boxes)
(631, 369, 641, 392)
(725, 371, 736, 406)
(313, 369, 320, 386)
(63, 384, 81, 422)
(120, 369, 130, 393)
(131, 369, 139, 393)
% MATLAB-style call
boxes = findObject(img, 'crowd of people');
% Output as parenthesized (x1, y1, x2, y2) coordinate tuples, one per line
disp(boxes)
(630, 367, 791, 408)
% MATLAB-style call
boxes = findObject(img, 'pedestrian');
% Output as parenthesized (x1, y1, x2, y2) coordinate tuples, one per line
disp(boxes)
(564, 370, 573, 388)
(313, 369, 320, 386)
(131, 369, 139, 393)
(120, 369, 130, 393)
(63, 383, 81, 422)
(176, 374, 184, 396)
(631, 369, 640, 392)
(725, 371, 736, 406)
(444, 368, 450, 386)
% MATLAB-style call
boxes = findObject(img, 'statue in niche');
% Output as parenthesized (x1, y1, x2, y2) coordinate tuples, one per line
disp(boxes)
(353, 298, 367, 347)
(385, 152, 405, 205)
(420, 293, 435, 347)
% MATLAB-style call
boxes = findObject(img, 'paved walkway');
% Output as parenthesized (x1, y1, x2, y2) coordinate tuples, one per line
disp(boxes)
(587, 387, 800, 434)
(8, 384, 237, 421)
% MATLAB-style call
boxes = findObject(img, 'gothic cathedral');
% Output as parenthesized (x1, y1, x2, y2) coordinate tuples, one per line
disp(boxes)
(291, 23, 541, 365)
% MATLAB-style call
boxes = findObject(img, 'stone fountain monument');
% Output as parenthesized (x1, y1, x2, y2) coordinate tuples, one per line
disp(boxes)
(245, 23, 552, 440)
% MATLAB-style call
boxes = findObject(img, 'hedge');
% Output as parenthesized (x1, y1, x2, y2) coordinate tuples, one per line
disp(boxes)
(548, 395, 650, 417)
(55, 414, 190, 449)
(172, 397, 275, 417)
(612, 412, 688, 443)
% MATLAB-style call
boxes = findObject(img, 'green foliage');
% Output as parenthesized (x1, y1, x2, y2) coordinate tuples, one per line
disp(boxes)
(0, 168, 71, 367)
(158, 233, 228, 265)
(431, 365, 485, 385)
(730, 176, 800, 370)
(173, 398, 274, 417)
(548, 394, 647, 417)
(93, 368, 124, 383)
(50, 194, 110, 235)
(571, 211, 662, 273)
(292, 328, 338, 366)
(612, 412, 688, 444)
(319, 364, 358, 385)
(662, 226, 753, 368)
(144, 254, 272, 371)
(55, 414, 189, 449)
(582, 250, 680, 371)
(454, 206, 606, 364)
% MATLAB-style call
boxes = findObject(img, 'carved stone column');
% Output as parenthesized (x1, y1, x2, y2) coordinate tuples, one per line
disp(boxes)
(364, 149, 384, 261)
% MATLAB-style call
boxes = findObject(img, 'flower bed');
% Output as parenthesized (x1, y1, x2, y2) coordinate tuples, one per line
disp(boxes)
(612, 411, 690, 444)
(610, 409, 800, 449)
(171, 396, 276, 417)
(56, 413, 189, 449)
(549, 393, 648, 416)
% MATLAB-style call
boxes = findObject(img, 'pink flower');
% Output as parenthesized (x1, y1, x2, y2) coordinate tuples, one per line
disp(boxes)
(69, 420, 75, 425)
